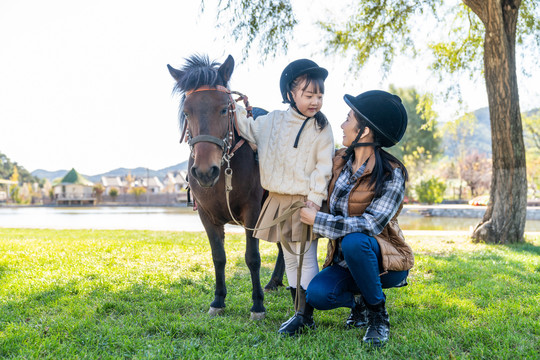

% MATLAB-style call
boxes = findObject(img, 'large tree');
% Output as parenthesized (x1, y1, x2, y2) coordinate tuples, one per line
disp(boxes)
(210, 0, 539, 244)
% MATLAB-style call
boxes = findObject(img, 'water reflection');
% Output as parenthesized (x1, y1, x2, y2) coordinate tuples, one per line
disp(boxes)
(0, 206, 539, 232)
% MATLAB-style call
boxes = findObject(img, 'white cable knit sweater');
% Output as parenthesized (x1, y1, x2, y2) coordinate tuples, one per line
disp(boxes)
(236, 106, 334, 207)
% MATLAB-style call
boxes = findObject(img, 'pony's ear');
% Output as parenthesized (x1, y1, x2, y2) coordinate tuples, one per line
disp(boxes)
(167, 64, 183, 82)
(218, 55, 234, 83)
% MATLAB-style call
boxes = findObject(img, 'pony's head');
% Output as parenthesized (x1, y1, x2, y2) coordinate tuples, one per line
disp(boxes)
(168, 54, 235, 187)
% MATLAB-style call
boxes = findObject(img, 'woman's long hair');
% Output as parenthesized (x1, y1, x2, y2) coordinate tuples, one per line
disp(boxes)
(353, 113, 408, 198)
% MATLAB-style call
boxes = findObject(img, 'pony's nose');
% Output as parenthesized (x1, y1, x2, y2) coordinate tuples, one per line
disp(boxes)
(191, 165, 220, 187)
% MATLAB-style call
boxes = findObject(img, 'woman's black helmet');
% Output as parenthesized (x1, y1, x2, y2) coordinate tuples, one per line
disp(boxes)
(279, 59, 328, 103)
(344, 90, 407, 148)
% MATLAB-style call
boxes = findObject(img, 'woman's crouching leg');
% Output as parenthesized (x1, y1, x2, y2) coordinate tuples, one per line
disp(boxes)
(341, 232, 385, 305)
(306, 264, 356, 311)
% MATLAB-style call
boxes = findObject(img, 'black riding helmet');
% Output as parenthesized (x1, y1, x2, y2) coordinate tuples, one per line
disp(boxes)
(279, 59, 328, 104)
(344, 90, 408, 148)
(279, 59, 328, 148)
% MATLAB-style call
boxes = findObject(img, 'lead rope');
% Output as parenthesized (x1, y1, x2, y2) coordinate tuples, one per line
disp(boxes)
(225, 166, 313, 315)
(224, 167, 314, 257)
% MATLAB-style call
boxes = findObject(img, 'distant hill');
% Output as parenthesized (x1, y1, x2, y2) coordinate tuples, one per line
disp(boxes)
(441, 106, 540, 158)
(442, 107, 492, 157)
(32, 160, 189, 183)
(24, 169, 64, 182)
(470, 107, 492, 155)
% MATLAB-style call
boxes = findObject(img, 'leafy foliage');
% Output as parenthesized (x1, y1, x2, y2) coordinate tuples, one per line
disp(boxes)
(0, 151, 40, 184)
(93, 183, 105, 203)
(387, 86, 441, 161)
(109, 187, 119, 200)
(523, 109, 540, 152)
(428, 4, 484, 79)
(207, 0, 297, 62)
(415, 176, 446, 204)
(319, 0, 441, 73)
(442, 111, 481, 159)
(214, 1, 539, 78)
(130, 186, 147, 198)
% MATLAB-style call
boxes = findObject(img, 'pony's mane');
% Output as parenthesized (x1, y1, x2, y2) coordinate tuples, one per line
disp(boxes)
(172, 54, 228, 95)
(172, 54, 230, 134)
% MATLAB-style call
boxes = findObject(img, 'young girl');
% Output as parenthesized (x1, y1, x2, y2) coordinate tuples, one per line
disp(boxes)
(235, 59, 334, 335)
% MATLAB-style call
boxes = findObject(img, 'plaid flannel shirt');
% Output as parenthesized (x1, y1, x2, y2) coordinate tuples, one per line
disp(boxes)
(313, 157, 405, 241)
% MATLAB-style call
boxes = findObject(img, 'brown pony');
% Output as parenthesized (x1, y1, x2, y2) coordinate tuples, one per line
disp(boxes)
(167, 54, 284, 319)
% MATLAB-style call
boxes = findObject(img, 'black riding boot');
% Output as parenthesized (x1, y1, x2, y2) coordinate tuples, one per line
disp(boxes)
(362, 301, 390, 347)
(346, 294, 369, 329)
(278, 287, 315, 336)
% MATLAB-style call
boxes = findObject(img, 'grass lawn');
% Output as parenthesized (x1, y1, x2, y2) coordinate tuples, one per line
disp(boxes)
(0, 228, 539, 359)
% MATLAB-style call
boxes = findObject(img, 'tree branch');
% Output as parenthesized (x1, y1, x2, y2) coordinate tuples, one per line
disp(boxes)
(463, 0, 486, 24)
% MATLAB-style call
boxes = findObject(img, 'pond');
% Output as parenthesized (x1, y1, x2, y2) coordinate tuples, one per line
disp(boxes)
(1, 206, 539, 233)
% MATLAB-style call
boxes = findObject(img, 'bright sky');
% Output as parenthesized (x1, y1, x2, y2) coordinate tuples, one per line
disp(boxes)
(1, 0, 538, 175)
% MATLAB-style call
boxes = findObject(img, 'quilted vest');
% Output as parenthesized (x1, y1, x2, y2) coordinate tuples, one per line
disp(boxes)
(322, 148, 414, 272)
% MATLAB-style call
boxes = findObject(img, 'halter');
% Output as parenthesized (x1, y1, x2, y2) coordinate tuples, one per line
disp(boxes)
(181, 85, 253, 166)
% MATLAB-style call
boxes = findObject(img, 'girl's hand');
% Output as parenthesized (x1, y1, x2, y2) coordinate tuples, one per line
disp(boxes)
(300, 207, 317, 225)
(305, 200, 321, 211)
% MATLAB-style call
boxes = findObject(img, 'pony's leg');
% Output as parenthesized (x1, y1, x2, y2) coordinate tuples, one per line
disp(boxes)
(264, 243, 285, 292)
(245, 228, 266, 319)
(199, 210, 227, 316)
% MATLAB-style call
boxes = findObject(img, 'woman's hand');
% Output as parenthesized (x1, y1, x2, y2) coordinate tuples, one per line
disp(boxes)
(300, 207, 318, 225)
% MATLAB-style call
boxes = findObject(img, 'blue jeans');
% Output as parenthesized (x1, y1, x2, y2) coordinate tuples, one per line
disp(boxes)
(307, 232, 408, 309)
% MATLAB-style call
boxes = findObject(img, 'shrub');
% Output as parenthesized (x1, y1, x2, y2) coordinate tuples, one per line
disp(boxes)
(109, 187, 119, 201)
(415, 177, 447, 204)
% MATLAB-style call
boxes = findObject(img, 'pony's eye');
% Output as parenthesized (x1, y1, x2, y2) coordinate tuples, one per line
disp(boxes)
(220, 108, 228, 116)
(183, 112, 189, 119)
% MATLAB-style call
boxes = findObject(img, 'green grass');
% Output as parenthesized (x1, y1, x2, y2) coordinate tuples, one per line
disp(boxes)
(0, 228, 539, 359)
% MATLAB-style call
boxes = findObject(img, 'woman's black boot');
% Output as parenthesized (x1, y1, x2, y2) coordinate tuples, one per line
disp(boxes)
(362, 301, 390, 347)
(346, 294, 369, 329)
(278, 287, 315, 336)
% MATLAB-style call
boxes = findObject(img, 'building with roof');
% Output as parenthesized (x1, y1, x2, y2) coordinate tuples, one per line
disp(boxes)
(163, 171, 188, 193)
(142, 176, 164, 193)
(100, 176, 127, 194)
(53, 168, 95, 205)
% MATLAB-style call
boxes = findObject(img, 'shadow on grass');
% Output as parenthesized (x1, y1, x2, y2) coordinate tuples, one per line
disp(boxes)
(503, 241, 540, 256)
(407, 247, 540, 312)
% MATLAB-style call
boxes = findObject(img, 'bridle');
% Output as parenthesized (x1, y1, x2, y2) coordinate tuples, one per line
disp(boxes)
(181, 85, 253, 168)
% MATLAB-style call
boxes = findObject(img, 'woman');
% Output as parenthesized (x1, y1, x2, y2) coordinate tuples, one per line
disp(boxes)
(299, 90, 414, 347)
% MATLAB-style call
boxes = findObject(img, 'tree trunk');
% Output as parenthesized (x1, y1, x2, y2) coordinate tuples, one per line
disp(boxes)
(469, 0, 527, 243)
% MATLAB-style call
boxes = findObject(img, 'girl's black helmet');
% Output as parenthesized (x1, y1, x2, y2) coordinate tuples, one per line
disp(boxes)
(279, 59, 328, 103)
(344, 90, 408, 148)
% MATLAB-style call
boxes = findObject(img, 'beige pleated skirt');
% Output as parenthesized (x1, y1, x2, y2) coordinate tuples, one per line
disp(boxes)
(254, 192, 307, 243)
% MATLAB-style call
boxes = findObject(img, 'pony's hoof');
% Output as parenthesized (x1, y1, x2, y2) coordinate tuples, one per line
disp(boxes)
(250, 312, 266, 320)
(208, 307, 225, 317)
(264, 280, 285, 292)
